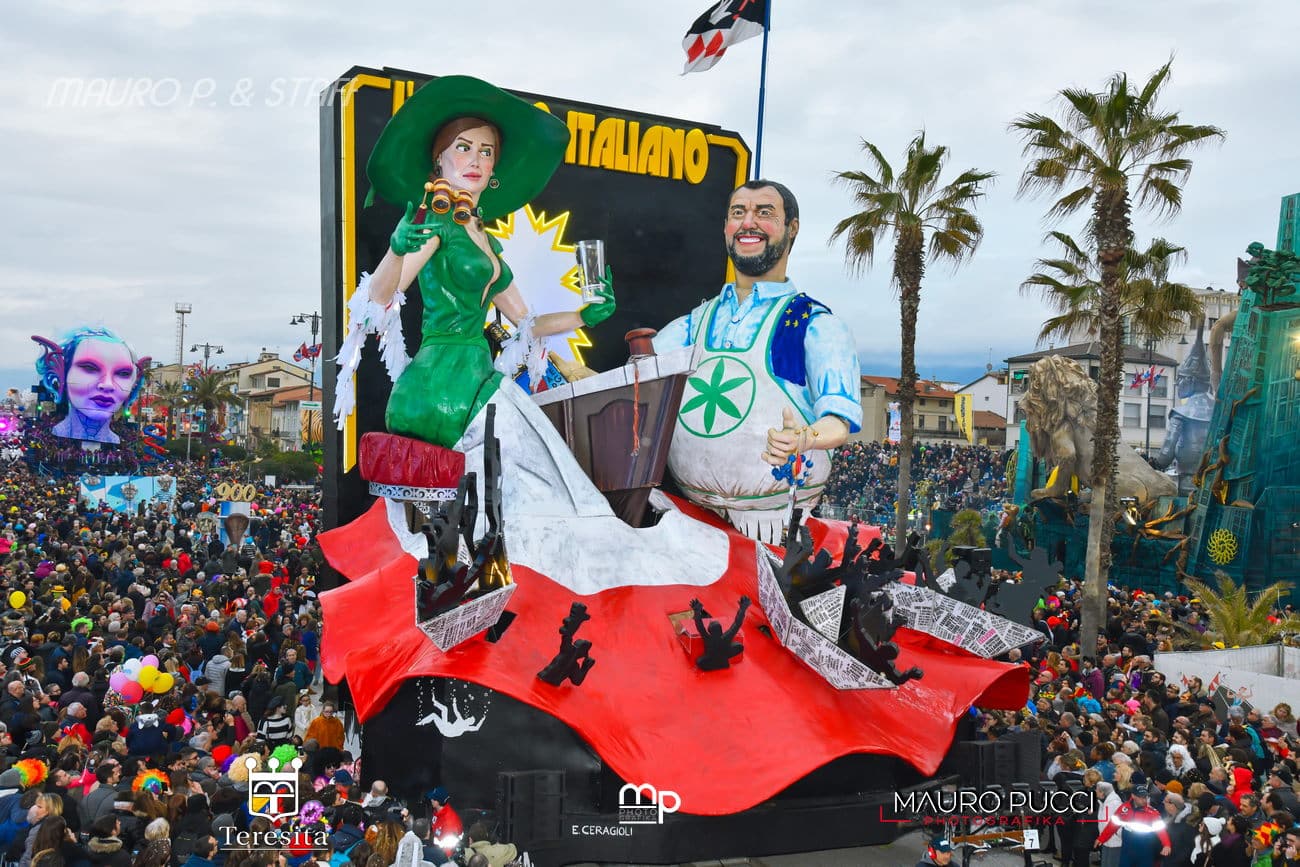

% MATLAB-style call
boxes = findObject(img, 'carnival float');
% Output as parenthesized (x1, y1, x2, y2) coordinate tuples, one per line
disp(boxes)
(317, 72, 1044, 865)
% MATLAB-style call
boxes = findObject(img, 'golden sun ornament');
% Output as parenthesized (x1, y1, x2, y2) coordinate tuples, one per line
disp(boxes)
(1207, 528, 1239, 565)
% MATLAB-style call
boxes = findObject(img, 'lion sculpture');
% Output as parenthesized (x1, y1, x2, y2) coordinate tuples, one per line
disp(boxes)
(1020, 356, 1176, 504)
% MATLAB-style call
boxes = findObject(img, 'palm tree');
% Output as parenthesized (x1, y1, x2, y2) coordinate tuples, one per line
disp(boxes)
(152, 381, 189, 440)
(184, 370, 242, 434)
(1022, 232, 1203, 346)
(830, 133, 995, 553)
(1177, 573, 1300, 649)
(1011, 60, 1224, 658)
(948, 508, 988, 548)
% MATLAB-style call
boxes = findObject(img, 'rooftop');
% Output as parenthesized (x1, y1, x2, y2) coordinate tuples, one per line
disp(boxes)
(861, 375, 957, 399)
(1005, 341, 1178, 366)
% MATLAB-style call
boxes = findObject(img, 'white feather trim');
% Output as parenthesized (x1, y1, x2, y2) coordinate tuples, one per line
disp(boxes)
(332, 272, 409, 428)
(492, 315, 548, 391)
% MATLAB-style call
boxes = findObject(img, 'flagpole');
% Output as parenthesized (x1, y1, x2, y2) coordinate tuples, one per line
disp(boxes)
(753, 0, 771, 179)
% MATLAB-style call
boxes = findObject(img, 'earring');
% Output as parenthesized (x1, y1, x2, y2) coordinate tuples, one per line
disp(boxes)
(430, 178, 453, 214)
(488, 176, 500, 190)
(452, 190, 474, 225)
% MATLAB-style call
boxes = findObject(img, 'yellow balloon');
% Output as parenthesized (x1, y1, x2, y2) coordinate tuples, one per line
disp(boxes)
(152, 672, 174, 694)
(137, 666, 158, 689)
(7, 591, 24, 609)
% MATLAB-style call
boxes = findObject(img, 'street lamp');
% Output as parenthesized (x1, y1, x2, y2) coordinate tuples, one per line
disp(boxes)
(189, 342, 225, 370)
(290, 312, 322, 454)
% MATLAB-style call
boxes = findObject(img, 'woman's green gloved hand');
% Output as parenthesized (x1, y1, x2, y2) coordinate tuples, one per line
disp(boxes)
(579, 266, 616, 327)
(390, 202, 433, 256)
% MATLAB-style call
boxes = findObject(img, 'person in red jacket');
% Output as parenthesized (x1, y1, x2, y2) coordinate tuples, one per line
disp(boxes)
(1095, 786, 1171, 865)
(1227, 762, 1254, 809)
(424, 787, 464, 864)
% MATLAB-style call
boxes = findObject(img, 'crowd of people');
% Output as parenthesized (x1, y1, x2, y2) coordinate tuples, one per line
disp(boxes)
(823, 441, 1009, 518)
(6, 435, 1297, 867)
(951, 581, 1300, 867)
(0, 461, 522, 867)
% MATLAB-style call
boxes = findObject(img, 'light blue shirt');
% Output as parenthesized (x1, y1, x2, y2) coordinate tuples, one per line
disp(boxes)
(654, 280, 862, 432)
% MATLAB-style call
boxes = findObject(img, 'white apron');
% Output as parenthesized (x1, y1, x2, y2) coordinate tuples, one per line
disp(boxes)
(667, 295, 830, 543)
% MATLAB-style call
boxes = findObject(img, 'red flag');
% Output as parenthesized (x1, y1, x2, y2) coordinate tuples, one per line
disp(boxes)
(682, 0, 767, 74)
(293, 343, 307, 362)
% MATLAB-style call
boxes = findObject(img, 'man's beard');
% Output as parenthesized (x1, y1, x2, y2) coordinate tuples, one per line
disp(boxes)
(728, 228, 790, 277)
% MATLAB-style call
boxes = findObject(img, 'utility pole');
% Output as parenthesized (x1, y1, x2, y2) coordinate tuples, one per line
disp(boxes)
(1144, 337, 1154, 458)
(190, 341, 224, 370)
(173, 303, 193, 447)
(290, 312, 322, 455)
(190, 342, 225, 441)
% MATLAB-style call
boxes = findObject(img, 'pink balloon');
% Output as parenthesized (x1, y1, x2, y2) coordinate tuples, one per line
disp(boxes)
(120, 682, 144, 704)
(109, 672, 129, 692)
(141, 655, 159, 668)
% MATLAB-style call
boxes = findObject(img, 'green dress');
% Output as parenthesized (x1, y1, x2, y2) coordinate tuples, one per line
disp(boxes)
(385, 212, 515, 447)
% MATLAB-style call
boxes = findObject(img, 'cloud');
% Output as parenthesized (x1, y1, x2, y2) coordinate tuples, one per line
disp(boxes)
(3, 0, 1297, 394)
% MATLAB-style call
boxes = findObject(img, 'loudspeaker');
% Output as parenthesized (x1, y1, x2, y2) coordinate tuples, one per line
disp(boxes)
(497, 770, 564, 847)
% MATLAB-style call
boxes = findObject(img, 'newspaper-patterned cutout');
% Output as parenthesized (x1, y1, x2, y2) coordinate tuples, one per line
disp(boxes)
(754, 545, 893, 690)
(884, 582, 1043, 658)
(799, 585, 846, 643)
(418, 583, 518, 651)
(755, 547, 793, 644)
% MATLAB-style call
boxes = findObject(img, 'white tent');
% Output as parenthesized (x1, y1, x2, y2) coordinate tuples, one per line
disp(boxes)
(1154, 644, 1300, 712)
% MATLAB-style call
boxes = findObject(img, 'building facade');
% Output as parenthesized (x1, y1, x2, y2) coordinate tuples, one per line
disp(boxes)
(1004, 341, 1179, 454)
(858, 376, 965, 445)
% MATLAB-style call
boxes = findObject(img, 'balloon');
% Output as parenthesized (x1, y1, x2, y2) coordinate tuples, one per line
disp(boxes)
(137, 666, 158, 689)
(8, 591, 24, 609)
(119, 682, 144, 704)
(141, 655, 159, 668)
(151, 672, 174, 694)
(109, 672, 129, 692)
(122, 659, 142, 677)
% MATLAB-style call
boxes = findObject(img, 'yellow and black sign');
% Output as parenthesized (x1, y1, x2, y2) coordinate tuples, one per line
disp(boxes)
(320, 68, 751, 528)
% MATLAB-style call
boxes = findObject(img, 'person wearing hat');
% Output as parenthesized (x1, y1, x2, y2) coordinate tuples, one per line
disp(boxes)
(1095, 784, 1172, 864)
(1267, 766, 1300, 816)
(915, 835, 953, 866)
(1192, 814, 1225, 864)
(335, 74, 615, 453)
(423, 786, 463, 865)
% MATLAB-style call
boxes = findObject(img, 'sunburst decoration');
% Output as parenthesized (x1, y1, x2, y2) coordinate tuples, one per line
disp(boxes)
(1207, 528, 1239, 565)
(486, 205, 593, 365)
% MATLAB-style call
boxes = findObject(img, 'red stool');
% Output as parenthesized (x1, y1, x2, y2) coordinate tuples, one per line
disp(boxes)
(359, 433, 466, 518)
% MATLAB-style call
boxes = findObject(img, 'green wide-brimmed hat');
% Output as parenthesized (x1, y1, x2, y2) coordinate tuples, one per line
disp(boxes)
(366, 75, 570, 222)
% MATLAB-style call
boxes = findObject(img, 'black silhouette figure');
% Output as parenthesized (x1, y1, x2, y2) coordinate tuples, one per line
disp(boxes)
(984, 536, 1063, 628)
(945, 547, 993, 609)
(537, 603, 596, 686)
(909, 542, 948, 596)
(867, 530, 924, 576)
(689, 596, 751, 671)
(414, 406, 507, 622)
(775, 509, 814, 596)
(850, 595, 923, 685)
(415, 473, 479, 621)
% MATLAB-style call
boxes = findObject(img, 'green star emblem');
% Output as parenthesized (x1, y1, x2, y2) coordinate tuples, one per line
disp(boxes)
(679, 356, 756, 438)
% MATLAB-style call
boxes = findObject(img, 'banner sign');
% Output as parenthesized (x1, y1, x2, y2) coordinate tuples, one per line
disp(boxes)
(955, 393, 974, 444)
(79, 475, 177, 512)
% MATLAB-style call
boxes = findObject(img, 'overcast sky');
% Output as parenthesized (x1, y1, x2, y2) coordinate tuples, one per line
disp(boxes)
(3, 0, 1295, 395)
